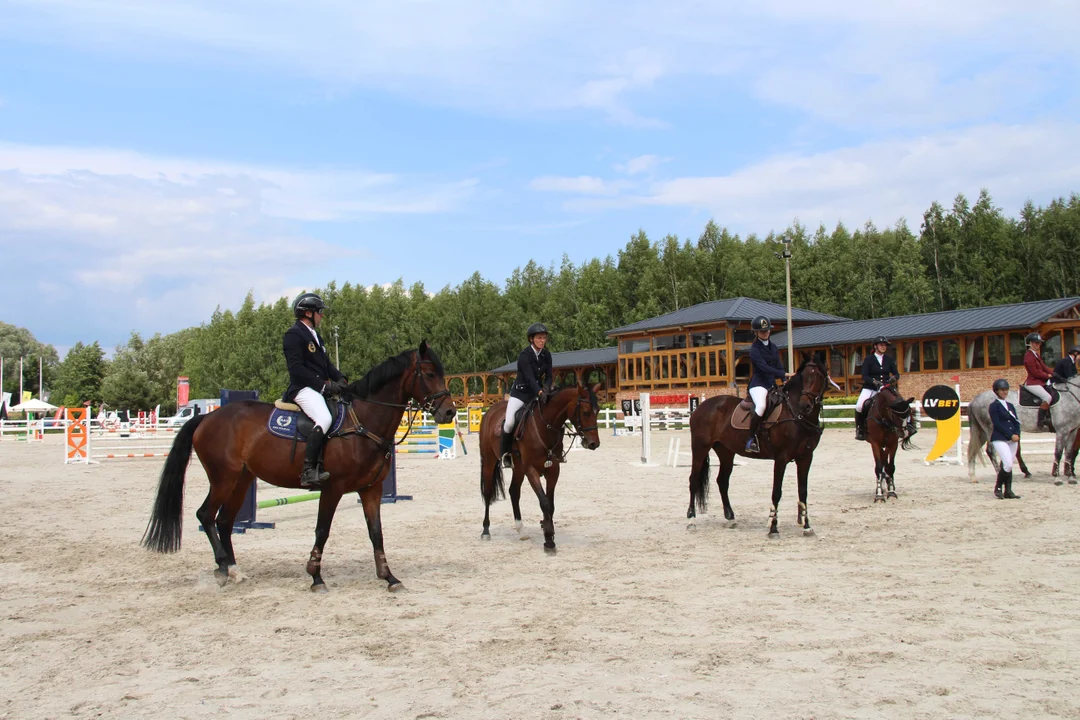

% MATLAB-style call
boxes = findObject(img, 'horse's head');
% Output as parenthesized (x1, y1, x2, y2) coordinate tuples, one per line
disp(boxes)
(878, 384, 915, 423)
(404, 341, 457, 424)
(789, 358, 828, 416)
(567, 383, 602, 451)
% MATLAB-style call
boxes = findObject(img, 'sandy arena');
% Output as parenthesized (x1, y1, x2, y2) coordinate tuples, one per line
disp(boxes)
(1, 429, 1078, 719)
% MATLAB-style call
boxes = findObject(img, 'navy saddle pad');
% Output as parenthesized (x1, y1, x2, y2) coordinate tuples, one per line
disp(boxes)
(268, 403, 346, 441)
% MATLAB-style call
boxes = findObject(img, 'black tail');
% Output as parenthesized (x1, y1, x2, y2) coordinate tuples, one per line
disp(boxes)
(690, 454, 711, 514)
(900, 434, 916, 451)
(482, 459, 506, 506)
(141, 414, 206, 553)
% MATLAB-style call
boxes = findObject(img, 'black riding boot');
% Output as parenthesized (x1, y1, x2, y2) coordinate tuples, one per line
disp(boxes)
(745, 412, 763, 453)
(1038, 407, 1054, 432)
(994, 468, 1006, 499)
(499, 431, 514, 469)
(1002, 470, 1021, 500)
(300, 427, 331, 489)
(854, 410, 867, 441)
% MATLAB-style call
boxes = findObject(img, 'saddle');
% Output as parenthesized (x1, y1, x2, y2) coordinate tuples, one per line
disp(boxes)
(1019, 385, 1059, 408)
(499, 399, 538, 441)
(268, 397, 346, 441)
(730, 388, 785, 431)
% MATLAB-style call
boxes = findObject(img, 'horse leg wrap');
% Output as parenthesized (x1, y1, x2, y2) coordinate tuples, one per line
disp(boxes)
(306, 549, 322, 576)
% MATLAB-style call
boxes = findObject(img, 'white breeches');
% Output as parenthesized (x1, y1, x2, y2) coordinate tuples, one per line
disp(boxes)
(991, 440, 1018, 473)
(1024, 384, 1051, 403)
(504, 396, 526, 434)
(748, 386, 769, 416)
(855, 388, 878, 412)
(294, 387, 332, 433)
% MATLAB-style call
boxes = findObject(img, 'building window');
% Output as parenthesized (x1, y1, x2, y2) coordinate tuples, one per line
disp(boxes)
(850, 346, 863, 376)
(923, 341, 939, 371)
(1009, 332, 1027, 366)
(620, 338, 650, 354)
(987, 334, 1006, 367)
(904, 342, 920, 372)
(1044, 331, 1062, 366)
(966, 336, 984, 369)
(691, 330, 725, 347)
(733, 329, 755, 344)
(653, 334, 687, 351)
(829, 349, 845, 379)
(1065, 328, 1077, 351)
(943, 339, 961, 370)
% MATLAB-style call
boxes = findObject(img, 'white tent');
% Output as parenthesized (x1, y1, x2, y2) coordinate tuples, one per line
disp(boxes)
(11, 398, 59, 412)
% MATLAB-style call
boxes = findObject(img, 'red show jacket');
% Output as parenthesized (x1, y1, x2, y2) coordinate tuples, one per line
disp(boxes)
(1024, 349, 1054, 386)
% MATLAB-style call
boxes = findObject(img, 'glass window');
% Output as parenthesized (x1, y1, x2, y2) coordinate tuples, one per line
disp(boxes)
(1009, 333, 1027, 366)
(620, 338, 650, 354)
(943, 339, 961, 370)
(904, 342, 920, 372)
(829, 349, 845, 378)
(691, 330, 725, 347)
(1044, 332, 1062, 367)
(966, 336, 984, 369)
(733, 329, 755, 343)
(653, 334, 687, 351)
(850, 346, 863, 376)
(923, 341, 939, 371)
(987, 334, 1006, 366)
(1065, 328, 1077, 352)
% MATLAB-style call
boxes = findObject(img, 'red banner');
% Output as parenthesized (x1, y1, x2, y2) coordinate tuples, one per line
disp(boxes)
(648, 393, 690, 406)
(177, 376, 190, 407)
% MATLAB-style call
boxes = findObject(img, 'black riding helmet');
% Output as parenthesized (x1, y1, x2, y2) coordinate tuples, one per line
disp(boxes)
(1025, 332, 1043, 345)
(293, 292, 327, 319)
(1070, 345, 1080, 356)
(873, 335, 890, 346)
(992, 378, 1010, 392)
(527, 322, 549, 340)
(750, 316, 773, 332)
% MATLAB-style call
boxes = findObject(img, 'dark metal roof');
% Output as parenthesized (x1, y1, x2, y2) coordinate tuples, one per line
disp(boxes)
(772, 297, 1080, 349)
(492, 346, 618, 374)
(606, 297, 848, 336)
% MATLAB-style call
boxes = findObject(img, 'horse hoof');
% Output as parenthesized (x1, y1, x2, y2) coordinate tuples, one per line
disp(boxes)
(1069, 479, 1078, 485)
(686, 522, 696, 532)
(310, 582, 328, 594)
(480, 532, 490, 541)
(727, 520, 737, 529)
(1055, 480, 1064, 486)
(388, 582, 405, 593)
(768, 531, 780, 540)
(214, 569, 229, 588)
(888, 492, 898, 499)
(803, 528, 815, 537)
(1024, 473, 1032, 479)
(227, 565, 247, 583)
(544, 545, 557, 555)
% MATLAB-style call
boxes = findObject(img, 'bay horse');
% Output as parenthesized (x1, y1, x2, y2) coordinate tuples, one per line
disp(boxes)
(478, 384, 602, 553)
(141, 342, 456, 592)
(686, 359, 828, 537)
(862, 383, 915, 502)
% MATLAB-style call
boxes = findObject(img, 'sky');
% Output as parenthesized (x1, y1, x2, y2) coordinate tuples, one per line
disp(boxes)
(1, 0, 1078, 355)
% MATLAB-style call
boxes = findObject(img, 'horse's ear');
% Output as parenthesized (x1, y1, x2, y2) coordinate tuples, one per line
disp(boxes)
(419, 340, 428, 358)
(800, 352, 810, 364)
(907, 397, 915, 405)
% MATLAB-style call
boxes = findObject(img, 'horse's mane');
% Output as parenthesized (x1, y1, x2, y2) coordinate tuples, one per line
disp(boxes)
(347, 346, 444, 399)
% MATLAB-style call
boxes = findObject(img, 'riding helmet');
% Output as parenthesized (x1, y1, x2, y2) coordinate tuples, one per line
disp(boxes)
(293, 292, 328, 318)
(1025, 332, 1043, 344)
(992, 378, 1010, 392)
(750, 316, 773, 332)
(1070, 345, 1080, 356)
(527, 322, 549, 339)
(873, 335, 890, 346)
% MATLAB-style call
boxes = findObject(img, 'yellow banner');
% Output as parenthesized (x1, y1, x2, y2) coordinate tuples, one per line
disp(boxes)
(924, 412, 961, 462)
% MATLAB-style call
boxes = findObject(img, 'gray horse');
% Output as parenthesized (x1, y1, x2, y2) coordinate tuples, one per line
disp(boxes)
(967, 376, 1080, 481)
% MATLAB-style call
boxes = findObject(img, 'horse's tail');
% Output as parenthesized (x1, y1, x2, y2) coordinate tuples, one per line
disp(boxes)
(966, 405, 990, 473)
(900, 434, 916, 452)
(481, 441, 506, 506)
(141, 413, 206, 553)
(690, 450, 711, 514)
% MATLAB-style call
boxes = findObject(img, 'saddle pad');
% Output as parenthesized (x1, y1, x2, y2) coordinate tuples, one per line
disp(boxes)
(1019, 385, 1059, 407)
(729, 401, 784, 431)
(268, 403, 346, 441)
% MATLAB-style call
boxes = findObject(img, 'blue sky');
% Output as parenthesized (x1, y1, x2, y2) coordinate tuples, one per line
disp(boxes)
(1, 0, 1078, 355)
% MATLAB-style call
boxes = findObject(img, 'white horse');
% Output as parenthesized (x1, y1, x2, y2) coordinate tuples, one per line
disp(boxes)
(967, 376, 1080, 481)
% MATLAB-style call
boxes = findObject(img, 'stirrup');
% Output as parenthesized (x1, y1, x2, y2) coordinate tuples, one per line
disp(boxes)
(745, 436, 760, 453)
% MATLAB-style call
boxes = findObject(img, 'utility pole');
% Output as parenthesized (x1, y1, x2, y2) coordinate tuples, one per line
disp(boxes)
(778, 236, 795, 370)
(333, 326, 340, 368)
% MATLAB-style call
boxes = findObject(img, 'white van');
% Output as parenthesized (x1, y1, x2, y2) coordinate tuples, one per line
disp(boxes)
(162, 399, 220, 426)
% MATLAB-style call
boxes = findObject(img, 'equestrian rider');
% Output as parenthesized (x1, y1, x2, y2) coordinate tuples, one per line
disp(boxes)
(283, 292, 348, 488)
(500, 323, 554, 468)
(854, 336, 903, 441)
(1022, 332, 1054, 431)
(988, 378, 1022, 499)
(1053, 344, 1080, 382)
(745, 316, 791, 453)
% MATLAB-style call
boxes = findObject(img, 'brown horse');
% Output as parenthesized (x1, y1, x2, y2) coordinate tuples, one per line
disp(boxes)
(141, 342, 456, 592)
(478, 384, 603, 553)
(686, 359, 828, 537)
(863, 383, 915, 502)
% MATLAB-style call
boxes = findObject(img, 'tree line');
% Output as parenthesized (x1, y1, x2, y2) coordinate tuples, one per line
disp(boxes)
(5, 189, 1078, 415)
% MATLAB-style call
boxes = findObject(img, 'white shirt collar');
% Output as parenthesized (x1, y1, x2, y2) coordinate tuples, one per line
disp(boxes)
(875, 352, 885, 361)
(303, 322, 321, 347)
(532, 345, 543, 358)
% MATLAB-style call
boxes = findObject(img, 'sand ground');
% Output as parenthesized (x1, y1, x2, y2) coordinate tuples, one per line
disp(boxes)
(1, 429, 1078, 719)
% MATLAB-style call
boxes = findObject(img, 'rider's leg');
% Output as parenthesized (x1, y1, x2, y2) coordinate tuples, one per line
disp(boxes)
(745, 386, 768, 453)
(854, 388, 876, 441)
(502, 397, 526, 468)
(295, 387, 333, 488)
(991, 439, 1013, 499)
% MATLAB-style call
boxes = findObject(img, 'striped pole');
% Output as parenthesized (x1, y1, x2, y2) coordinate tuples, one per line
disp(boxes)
(257, 492, 321, 509)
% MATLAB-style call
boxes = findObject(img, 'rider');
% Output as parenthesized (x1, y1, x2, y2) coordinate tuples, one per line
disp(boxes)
(989, 378, 1022, 500)
(283, 292, 348, 488)
(854, 336, 902, 441)
(745, 316, 790, 453)
(500, 323, 554, 468)
(1053, 344, 1080, 382)
(1022, 332, 1055, 431)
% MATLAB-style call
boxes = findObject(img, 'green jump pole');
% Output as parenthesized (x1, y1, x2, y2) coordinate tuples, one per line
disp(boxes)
(257, 491, 321, 509)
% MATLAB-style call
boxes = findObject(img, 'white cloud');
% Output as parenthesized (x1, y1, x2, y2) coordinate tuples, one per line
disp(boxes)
(539, 122, 1080, 233)
(530, 175, 630, 196)
(615, 155, 664, 176)
(4, 1, 1075, 127)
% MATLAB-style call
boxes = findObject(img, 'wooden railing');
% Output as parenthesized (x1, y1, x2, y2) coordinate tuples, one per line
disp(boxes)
(619, 347, 731, 389)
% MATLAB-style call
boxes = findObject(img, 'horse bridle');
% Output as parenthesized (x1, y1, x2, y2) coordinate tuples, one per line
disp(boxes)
(873, 384, 911, 431)
(781, 365, 827, 433)
(529, 389, 599, 463)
